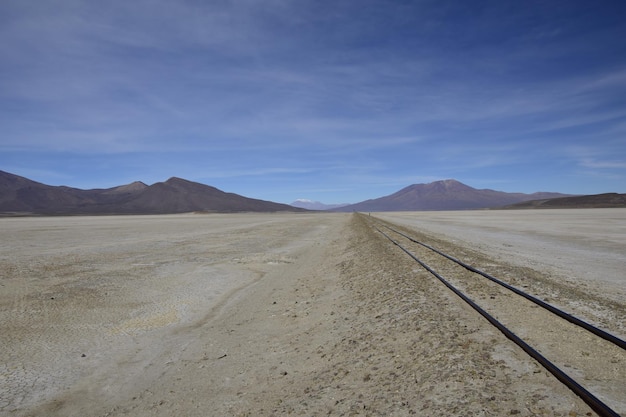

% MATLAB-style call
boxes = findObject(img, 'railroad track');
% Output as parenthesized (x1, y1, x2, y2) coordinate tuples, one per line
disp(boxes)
(362, 214, 625, 417)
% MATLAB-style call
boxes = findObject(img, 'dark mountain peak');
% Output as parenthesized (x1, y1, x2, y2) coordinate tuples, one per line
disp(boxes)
(129, 180, 148, 188)
(164, 176, 189, 184)
(105, 181, 148, 195)
(158, 177, 222, 195)
(427, 179, 471, 190)
(440, 178, 467, 188)
(435, 178, 460, 185)
(163, 176, 207, 188)
(394, 179, 472, 197)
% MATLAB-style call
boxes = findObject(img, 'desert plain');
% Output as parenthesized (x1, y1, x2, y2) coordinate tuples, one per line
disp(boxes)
(0, 209, 624, 416)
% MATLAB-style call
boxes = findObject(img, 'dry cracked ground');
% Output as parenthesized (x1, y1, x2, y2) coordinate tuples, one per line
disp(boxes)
(1, 211, 624, 416)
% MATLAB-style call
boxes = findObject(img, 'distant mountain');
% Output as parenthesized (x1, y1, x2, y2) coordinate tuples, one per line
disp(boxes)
(501, 193, 626, 209)
(290, 199, 349, 211)
(334, 179, 572, 212)
(0, 170, 304, 215)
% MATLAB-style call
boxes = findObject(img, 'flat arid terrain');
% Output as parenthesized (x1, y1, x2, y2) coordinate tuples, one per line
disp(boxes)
(376, 209, 626, 304)
(1, 210, 624, 416)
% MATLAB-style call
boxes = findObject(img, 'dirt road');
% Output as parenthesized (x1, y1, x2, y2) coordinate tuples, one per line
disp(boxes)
(1, 212, 623, 416)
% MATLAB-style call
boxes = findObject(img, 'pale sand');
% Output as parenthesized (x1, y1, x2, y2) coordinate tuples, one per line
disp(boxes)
(376, 209, 626, 305)
(1, 211, 624, 416)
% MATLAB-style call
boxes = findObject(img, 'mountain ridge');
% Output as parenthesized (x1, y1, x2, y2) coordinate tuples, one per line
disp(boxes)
(0, 171, 303, 215)
(501, 192, 626, 209)
(3, 170, 610, 215)
(290, 199, 349, 211)
(334, 179, 572, 212)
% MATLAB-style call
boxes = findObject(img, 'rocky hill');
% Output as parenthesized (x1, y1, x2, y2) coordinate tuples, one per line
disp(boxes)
(334, 179, 571, 212)
(501, 193, 626, 209)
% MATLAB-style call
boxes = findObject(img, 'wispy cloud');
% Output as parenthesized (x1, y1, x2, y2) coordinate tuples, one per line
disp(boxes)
(1, 1, 625, 201)
(579, 159, 626, 170)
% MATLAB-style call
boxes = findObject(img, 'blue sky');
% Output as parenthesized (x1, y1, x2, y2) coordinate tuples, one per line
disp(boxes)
(1, 1, 625, 204)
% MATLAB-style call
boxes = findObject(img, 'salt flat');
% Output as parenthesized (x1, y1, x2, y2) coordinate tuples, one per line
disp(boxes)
(1, 211, 624, 416)
(376, 208, 626, 304)
(0, 213, 342, 414)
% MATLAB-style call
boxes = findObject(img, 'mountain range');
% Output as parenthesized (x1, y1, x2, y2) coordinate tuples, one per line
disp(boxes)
(3, 170, 618, 216)
(0, 170, 302, 215)
(501, 192, 626, 209)
(290, 199, 349, 211)
(332, 179, 571, 212)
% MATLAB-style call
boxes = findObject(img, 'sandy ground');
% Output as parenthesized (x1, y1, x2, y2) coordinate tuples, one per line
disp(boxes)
(0, 211, 624, 416)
